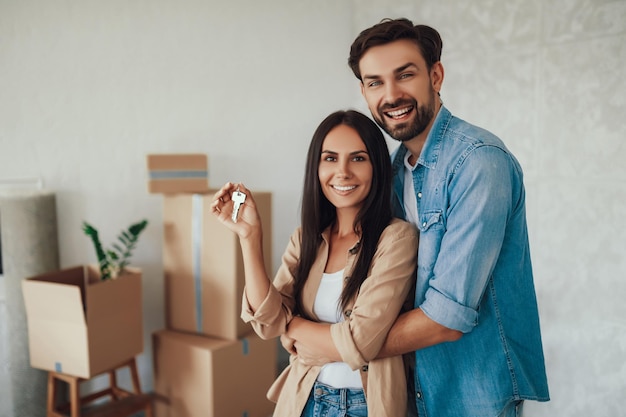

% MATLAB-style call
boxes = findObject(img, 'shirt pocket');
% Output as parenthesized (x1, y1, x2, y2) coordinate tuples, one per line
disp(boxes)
(418, 210, 444, 233)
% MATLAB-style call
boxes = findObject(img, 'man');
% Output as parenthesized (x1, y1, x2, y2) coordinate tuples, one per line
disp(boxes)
(290, 18, 550, 417)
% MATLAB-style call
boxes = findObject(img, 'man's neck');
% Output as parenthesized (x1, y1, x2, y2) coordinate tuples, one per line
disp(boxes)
(404, 137, 426, 166)
(404, 101, 442, 166)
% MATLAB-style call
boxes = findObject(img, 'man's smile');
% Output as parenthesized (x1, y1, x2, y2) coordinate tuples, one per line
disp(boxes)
(384, 105, 414, 120)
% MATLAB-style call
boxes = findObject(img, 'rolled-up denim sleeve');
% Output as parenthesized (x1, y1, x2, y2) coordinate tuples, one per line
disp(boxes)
(421, 145, 517, 333)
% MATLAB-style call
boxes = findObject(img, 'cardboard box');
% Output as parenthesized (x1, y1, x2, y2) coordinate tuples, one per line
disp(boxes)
(21, 265, 143, 378)
(163, 191, 272, 340)
(147, 154, 209, 194)
(153, 330, 276, 417)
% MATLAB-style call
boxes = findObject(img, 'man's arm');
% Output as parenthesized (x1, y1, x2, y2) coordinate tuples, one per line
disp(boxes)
(285, 311, 450, 362)
(377, 308, 463, 358)
(379, 146, 518, 357)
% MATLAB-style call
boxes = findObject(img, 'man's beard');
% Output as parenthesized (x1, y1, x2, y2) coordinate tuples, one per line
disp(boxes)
(373, 94, 436, 142)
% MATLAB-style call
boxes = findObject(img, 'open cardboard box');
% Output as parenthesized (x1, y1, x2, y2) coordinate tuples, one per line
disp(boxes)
(22, 265, 143, 378)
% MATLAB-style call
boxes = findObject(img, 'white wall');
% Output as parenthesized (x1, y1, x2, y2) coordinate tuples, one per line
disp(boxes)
(1, 0, 625, 416)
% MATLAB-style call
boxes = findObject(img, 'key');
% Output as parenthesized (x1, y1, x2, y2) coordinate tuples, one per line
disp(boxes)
(231, 190, 247, 223)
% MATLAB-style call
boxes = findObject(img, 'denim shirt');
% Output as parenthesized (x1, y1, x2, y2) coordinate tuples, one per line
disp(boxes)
(391, 106, 550, 417)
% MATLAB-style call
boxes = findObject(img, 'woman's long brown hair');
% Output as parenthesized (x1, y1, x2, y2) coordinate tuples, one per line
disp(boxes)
(293, 110, 392, 316)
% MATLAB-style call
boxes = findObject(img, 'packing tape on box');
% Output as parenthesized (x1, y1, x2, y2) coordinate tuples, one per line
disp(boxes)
(149, 169, 208, 180)
(192, 194, 204, 333)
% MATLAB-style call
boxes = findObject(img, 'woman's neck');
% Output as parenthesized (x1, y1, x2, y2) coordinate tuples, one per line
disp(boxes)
(325, 210, 360, 273)
(333, 207, 359, 238)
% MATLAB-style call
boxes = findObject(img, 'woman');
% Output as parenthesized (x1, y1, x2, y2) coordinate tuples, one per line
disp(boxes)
(211, 110, 418, 417)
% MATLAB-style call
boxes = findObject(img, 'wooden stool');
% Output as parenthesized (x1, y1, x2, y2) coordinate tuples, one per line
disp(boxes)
(83, 394, 154, 417)
(46, 357, 153, 417)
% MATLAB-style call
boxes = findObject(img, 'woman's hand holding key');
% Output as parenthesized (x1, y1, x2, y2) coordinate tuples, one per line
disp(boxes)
(210, 182, 262, 240)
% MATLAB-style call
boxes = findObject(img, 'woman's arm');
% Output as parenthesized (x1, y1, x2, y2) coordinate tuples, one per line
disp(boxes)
(211, 182, 269, 310)
(212, 182, 299, 339)
(286, 316, 342, 362)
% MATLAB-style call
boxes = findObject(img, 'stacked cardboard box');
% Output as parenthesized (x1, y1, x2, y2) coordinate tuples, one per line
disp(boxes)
(148, 154, 276, 417)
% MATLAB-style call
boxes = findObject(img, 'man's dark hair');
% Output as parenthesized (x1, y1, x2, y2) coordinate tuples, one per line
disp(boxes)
(348, 18, 443, 81)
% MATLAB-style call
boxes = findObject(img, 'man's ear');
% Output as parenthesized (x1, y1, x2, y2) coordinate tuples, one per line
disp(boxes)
(431, 61, 444, 93)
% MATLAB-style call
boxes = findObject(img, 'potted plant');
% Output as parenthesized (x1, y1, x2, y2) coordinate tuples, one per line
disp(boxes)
(82, 219, 148, 280)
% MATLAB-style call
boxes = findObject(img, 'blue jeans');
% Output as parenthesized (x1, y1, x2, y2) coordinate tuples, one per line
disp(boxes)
(301, 381, 367, 417)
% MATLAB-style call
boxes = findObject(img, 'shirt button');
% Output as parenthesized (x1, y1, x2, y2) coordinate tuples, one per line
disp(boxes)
(422, 222, 427, 227)
(361, 365, 368, 372)
(417, 192, 422, 198)
(416, 391, 422, 399)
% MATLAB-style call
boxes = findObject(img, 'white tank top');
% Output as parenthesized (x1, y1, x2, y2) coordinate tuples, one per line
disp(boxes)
(313, 269, 363, 389)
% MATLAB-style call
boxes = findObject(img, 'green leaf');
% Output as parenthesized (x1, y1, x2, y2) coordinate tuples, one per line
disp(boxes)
(112, 243, 124, 255)
(83, 219, 148, 280)
(83, 221, 109, 278)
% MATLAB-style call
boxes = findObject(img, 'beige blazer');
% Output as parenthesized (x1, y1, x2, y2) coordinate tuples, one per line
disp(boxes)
(241, 218, 418, 417)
